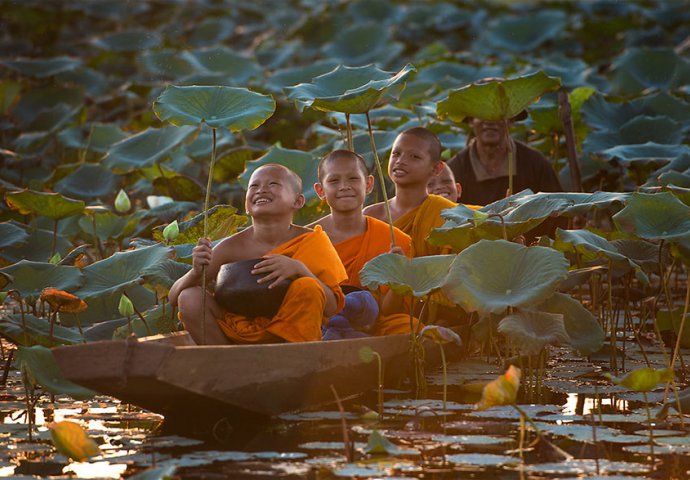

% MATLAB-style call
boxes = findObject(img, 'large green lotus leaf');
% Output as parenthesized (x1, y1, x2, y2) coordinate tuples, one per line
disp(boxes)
(141, 259, 191, 291)
(142, 200, 199, 224)
(480, 10, 567, 52)
(239, 146, 321, 204)
(613, 192, 690, 241)
(530, 86, 594, 136)
(0, 260, 83, 300)
(347, 0, 403, 23)
(265, 60, 339, 93)
(0, 224, 72, 263)
(609, 47, 690, 96)
(57, 123, 128, 153)
(152, 205, 246, 244)
(610, 238, 661, 272)
(92, 30, 160, 52)
(112, 303, 178, 340)
(0, 221, 29, 249)
(153, 85, 275, 130)
(0, 314, 84, 347)
(323, 23, 404, 66)
(538, 292, 605, 355)
(212, 147, 261, 183)
(76, 244, 172, 299)
(10, 85, 83, 126)
(188, 17, 235, 47)
(78, 210, 143, 242)
(185, 47, 262, 84)
(436, 71, 561, 123)
(103, 126, 198, 173)
(82, 318, 129, 341)
(185, 128, 236, 160)
(22, 103, 80, 134)
(60, 284, 155, 326)
(595, 142, 690, 168)
(553, 228, 628, 265)
(55, 66, 111, 97)
(498, 309, 569, 355)
(414, 62, 503, 91)
(658, 170, 690, 188)
(443, 240, 569, 314)
(583, 116, 684, 154)
(152, 174, 204, 202)
(507, 191, 631, 217)
(285, 64, 416, 114)
(139, 50, 196, 78)
(360, 253, 456, 298)
(16, 346, 95, 400)
(1, 56, 82, 78)
(54, 163, 121, 200)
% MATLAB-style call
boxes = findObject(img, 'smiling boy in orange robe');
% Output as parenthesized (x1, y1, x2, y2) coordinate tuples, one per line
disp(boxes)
(169, 164, 347, 344)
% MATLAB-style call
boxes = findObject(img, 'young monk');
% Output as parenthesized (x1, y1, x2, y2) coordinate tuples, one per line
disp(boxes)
(311, 150, 416, 336)
(169, 164, 347, 345)
(427, 161, 462, 203)
(363, 127, 457, 257)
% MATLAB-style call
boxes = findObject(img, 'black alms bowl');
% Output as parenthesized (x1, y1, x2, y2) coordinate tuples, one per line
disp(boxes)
(214, 258, 292, 318)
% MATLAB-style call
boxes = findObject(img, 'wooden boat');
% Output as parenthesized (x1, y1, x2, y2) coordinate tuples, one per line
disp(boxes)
(53, 332, 440, 430)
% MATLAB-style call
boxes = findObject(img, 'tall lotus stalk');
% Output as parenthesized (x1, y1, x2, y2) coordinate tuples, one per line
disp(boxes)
(366, 113, 396, 247)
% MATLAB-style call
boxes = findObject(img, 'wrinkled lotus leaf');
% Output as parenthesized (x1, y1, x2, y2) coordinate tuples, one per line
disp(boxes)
(443, 240, 569, 314)
(537, 292, 605, 354)
(437, 71, 561, 123)
(0, 313, 84, 347)
(584, 116, 684, 155)
(16, 346, 95, 400)
(324, 23, 404, 66)
(57, 123, 128, 153)
(184, 47, 262, 84)
(360, 253, 455, 298)
(286, 63, 415, 114)
(0, 260, 82, 300)
(141, 259, 191, 291)
(596, 142, 690, 167)
(5, 189, 85, 220)
(104, 126, 198, 173)
(658, 170, 690, 187)
(506, 191, 631, 217)
(152, 205, 246, 244)
(605, 367, 674, 392)
(0, 221, 29, 249)
(613, 191, 690, 241)
(445, 453, 519, 467)
(498, 309, 569, 355)
(1, 56, 82, 78)
(610, 238, 660, 272)
(92, 30, 160, 52)
(265, 60, 339, 93)
(153, 85, 275, 130)
(78, 210, 143, 242)
(525, 459, 650, 475)
(481, 10, 567, 52)
(0, 224, 72, 263)
(76, 244, 172, 299)
(610, 47, 690, 96)
(54, 163, 121, 201)
(152, 174, 204, 201)
(239, 146, 321, 204)
(530, 86, 594, 136)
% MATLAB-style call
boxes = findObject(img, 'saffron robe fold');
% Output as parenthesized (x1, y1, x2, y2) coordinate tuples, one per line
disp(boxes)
(218, 226, 347, 343)
(334, 216, 418, 336)
(393, 194, 457, 257)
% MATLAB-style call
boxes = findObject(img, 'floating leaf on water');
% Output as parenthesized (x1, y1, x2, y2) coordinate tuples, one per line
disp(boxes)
(333, 464, 386, 478)
(252, 452, 308, 460)
(524, 459, 650, 475)
(48, 421, 100, 462)
(445, 453, 520, 467)
(431, 434, 514, 446)
(279, 411, 357, 422)
(124, 465, 177, 480)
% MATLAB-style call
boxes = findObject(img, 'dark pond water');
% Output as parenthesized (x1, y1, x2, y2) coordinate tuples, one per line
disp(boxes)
(2, 339, 690, 479)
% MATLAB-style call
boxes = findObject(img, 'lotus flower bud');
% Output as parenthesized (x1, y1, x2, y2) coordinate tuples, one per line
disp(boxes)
(163, 220, 179, 243)
(114, 189, 131, 213)
(118, 294, 134, 317)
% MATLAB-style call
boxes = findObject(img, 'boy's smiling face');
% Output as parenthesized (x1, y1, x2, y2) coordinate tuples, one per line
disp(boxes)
(315, 155, 373, 213)
(246, 165, 304, 217)
(427, 163, 461, 202)
(388, 133, 442, 186)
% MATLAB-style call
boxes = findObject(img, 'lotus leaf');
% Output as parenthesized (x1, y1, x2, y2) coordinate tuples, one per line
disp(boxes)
(0, 260, 82, 300)
(0, 313, 84, 347)
(104, 126, 198, 173)
(153, 85, 275, 132)
(445, 453, 520, 467)
(120, 465, 177, 480)
(55, 67, 111, 97)
(479, 10, 567, 52)
(183, 47, 262, 84)
(656, 309, 690, 348)
(0, 224, 72, 263)
(610, 238, 661, 272)
(436, 71, 561, 123)
(285, 63, 416, 114)
(60, 284, 155, 326)
(57, 123, 128, 153)
(584, 116, 684, 156)
(323, 23, 403, 66)
(658, 170, 690, 188)
(265, 60, 339, 93)
(498, 310, 569, 355)
(537, 293, 605, 354)
(1, 56, 82, 78)
(54, 164, 121, 200)
(443, 240, 569, 314)
(0, 221, 29, 249)
(152, 205, 246, 244)
(75, 244, 172, 299)
(360, 253, 455, 298)
(78, 210, 143, 242)
(596, 142, 690, 167)
(612, 191, 690, 241)
(113, 303, 178, 339)
(10, 85, 83, 126)
(364, 430, 403, 455)
(609, 47, 690, 96)
(188, 17, 235, 47)
(92, 30, 160, 52)
(212, 147, 260, 183)
(152, 174, 204, 202)
(0, 80, 21, 114)
(605, 367, 674, 392)
(141, 259, 190, 291)
(414, 61, 504, 91)
(185, 128, 236, 159)
(5, 189, 85, 220)
(143, 200, 199, 223)
(139, 50, 196, 78)
(16, 346, 95, 400)
(525, 459, 650, 475)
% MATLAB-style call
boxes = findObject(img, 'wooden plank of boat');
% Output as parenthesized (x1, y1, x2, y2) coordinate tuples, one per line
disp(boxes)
(52, 331, 427, 424)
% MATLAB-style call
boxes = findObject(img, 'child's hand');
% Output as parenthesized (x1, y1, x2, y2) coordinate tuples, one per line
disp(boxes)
(389, 246, 406, 256)
(252, 254, 310, 289)
(191, 238, 213, 277)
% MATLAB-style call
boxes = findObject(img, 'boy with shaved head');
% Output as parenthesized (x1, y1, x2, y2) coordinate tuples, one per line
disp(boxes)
(169, 164, 347, 344)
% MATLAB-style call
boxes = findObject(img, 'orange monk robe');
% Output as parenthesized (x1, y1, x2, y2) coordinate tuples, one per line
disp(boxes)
(333, 216, 419, 336)
(393, 194, 457, 257)
(218, 225, 347, 343)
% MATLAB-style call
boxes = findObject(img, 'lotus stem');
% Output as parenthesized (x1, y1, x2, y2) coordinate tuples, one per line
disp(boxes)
(440, 343, 447, 411)
(506, 125, 513, 197)
(643, 391, 655, 462)
(512, 404, 541, 436)
(200, 127, 219, 345)
(371, 350, 384, 421)
(48, 310, 58, 347)
(51, 219, 58, 260)
(558, 89, 583, 192)
(668, 271, 690, 375)
(2, 350, 14, 386)
(487, 213, 507, 241)
(124, 291, 152, 336)
(608, 260, 617, 373)
(330, 384, 354, 462)
(345, 113, 353, 151)
(22, 370, 34, 442)
(366, 112, 396, 248)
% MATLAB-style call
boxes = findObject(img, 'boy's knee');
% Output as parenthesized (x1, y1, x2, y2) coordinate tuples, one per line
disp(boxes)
(177, 287, 204, 318)
(291, 276, 323, 294)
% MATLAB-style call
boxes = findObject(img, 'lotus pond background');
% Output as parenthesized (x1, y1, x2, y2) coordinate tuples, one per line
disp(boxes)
(2, 0, 690, 478)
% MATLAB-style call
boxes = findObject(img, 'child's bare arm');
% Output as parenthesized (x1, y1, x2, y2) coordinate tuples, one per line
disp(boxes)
(252, 254, 339, 316)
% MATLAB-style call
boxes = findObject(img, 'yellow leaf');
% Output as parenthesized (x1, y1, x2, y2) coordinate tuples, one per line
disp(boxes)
(49, 421, 100, 462)
(475, 365, 521, 411)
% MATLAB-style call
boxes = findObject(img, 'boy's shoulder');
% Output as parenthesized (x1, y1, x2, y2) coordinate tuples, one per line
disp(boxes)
(362, 202, 385, 220)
